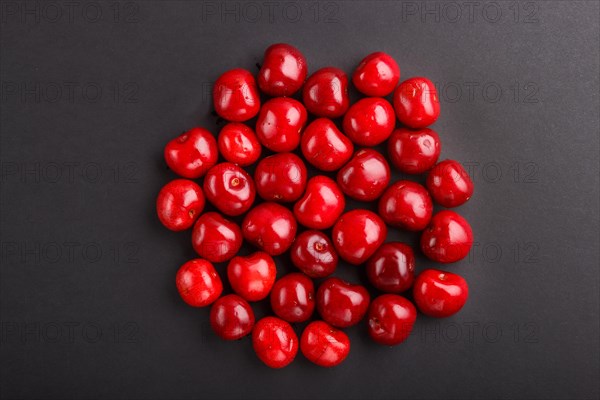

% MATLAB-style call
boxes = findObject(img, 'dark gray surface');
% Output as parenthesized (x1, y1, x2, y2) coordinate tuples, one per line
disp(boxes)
(1, 1, 599, 399)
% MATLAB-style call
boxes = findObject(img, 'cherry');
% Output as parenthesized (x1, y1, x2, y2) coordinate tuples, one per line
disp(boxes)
(426, 159, 474, 208)
(342, 97, 395, 146)
(337, 149, 391, 202)
(258, 43, 307, 97)
(191, 212, 242, 263)
(378, 180, 433, 231)
(175, 259, 222, 307)
(366, 242, 415, 293)
(242, 202, 297, 256)
(255, 97, 307, 153)
(254, 153, 307, 202)
(213, 68, 260, 122)
(302, 67, 349, 118)
(217, 123, 262, 167)
(203, 162, 255, 216)
(388, 127, 441, 174)
(164, 127, 218, 179)
(252, 316, 298, 368)
(316, 278, 370, 328)
(210, 294, 255, 340)
(393, 77, 440, 129)
(290, 230, 338, 278)
(301, 118, 354, 171)
(352, 52, 400, 97)
(332, 209, 387, 265)
(293, 176, 345, 230)
(421, 210, 473, 263)
(270, 273, 315, 323)
(367, 294, 416, 345)
(413, 269, 469, 318)
(300, 321, 350, 367)
(227, 251, 277, 302)
(156, 179, 205, 231)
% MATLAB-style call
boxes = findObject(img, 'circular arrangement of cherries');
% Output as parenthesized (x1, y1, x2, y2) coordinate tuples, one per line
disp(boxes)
(157, 44, 474, 369)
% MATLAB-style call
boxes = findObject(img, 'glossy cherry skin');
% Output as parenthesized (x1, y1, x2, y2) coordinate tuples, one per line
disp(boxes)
(366, 242, 415, 293)
(332, 209, 387, 265)
(378, 180, 433, 231)
(367, 294, 416, 345)
(301, 118, 354, 171)
(293, 176, 345, 230)
(316, 278, 370, 328)
(252, 316, 298, 369)
(156, 179, 205, 231)
(227, 251, 276, 302)
(242, 202, 297, 256)
(258, 43, 307, 97)
(300, 321, 350, 367)
(270, 273, 315, 323)
(393, 77, 440, 129)
(213, 68, 260, 122)
(388, 127, 441, 174)
(255, 97, 307, 152)
(164, 127, 218, 179)
(290, 230, 338, 278)
(421, 210, 473, 263)
(302, 67, 350, 118)
(210, 294, 255, 340)
(254, 153, 307, 202)
(337, 149, 391, 202)
(203, 163, 255, 216)
(352, 52, 400, 97)
(191, 212, 242, 263)
(413, 269, 469, 318)
(342, 97, 395, 146)
(217, 123, 262, 167)
(175, 259, 222, 307)
(426, 159, 474, 207)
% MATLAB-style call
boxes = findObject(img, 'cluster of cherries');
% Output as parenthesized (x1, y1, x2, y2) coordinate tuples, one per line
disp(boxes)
(156, 44, 474, 369)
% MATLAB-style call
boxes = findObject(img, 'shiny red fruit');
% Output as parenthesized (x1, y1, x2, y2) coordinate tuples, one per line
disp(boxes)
(366, 242, 415, 293)
(378, 180, 433, 231)
(242, 202, 297, 256)
(421, 210, 473, 263)
(290, 230, 338, 278)
(156, 179, 204, 231)
(301, 321, 350, 367)
(367, 294, 416, 345)
(258, 43, 307, 97)
(393, 77, 440, 129)
(210, 294, 255, 340)
(203, 163, 255, 216)
(342, 97, 395, 146)
(270, 273, 315, 323)
(426, 159, 474, 208)
(252, 316, 298, 368)
(388, 128, 441, 174)
(413, 269, 469, 318)
(217, 123, 262, 167)
(255, 97, 307, 152)
(316, 278, 370, 328)
(352, 52, 400, 97)
(164, 127, 218, 179)
(254, 153, 307, 202)
(337, 149, 391, 202)
(191, 212, 242, 263)
(332, 209, 387, 265)
(294, 176, 345, 230)
(175, 259, 222, 307)
(301, 118, 354, 171)
(227, 251, 276, 302)
(213, 68, 260, 122)
(302, 67, 350, 118)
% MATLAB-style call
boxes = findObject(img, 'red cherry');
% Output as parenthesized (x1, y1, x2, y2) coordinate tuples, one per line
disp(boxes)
(217, 123, 262, 167)
(164, 127, 218, 179)
(156, 179, 204, 231)
(332, 209, 387, 265)
(191, 212, 242, 263)
(203, 163, 255, 216)
(413, 269, 469, 318)
(255, 97, 307, 152)
(342, 97, 395, 146)
(258, 43, 307, 97)
(270, 273, 315, 323)
(393, 77, 440, 129)
(213, 68, 260, 122)
(301, 118, 354, 171)
(252, 316, 298, 368)
(388, 128, 441, 174)
(300, 321, 350, 367)
(366, 242, 415, 293)
(302, 67, 349, 118)
(242, 202, 297, 256)
(421, 210, 473, 263)
(367, 294, 416, 345)
(337, 149, 391, 202)
(227, 251, 276, 302)
(378, 180, 433, 231)
(352, 52, 400, 97)
(175, 259, 222, 307)
(290, 230, 338, 278)
(293, 176, 345, 230)
(316, 278, 370, 328)
(426, 159, 474, 207)
(210, 294, 255, 340)
(254, 153, 307, 202)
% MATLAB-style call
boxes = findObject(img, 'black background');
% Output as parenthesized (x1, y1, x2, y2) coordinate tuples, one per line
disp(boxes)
(1, 1, 599, 399)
